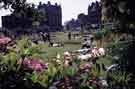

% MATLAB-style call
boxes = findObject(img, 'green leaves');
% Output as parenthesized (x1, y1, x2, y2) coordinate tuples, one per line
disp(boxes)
(0, 52, 18, 72)
(15, 37, 45, 59)
(30, 72, 39, 83)
(46, 65, 57, 78)
(0, 0, 27, 9)
(65, 66, 78, 77)
(102, 28, 112, 37)
(108, 71, 132, 85)
(94, 28, 112, 40)
(94, 31, 103, 40)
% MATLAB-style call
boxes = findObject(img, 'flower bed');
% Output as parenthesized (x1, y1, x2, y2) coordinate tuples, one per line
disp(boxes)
(0, 37, 132, 89)
(19, 58, 48, 72)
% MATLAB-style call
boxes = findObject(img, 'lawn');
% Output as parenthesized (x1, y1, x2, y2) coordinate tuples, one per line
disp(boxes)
(39, 43, 81, 60)
(37, 32, 112, 66)
(35, 32, 82, 60)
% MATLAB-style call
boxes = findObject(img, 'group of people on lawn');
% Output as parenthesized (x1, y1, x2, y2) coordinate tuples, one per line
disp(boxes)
(67, 32, 96, 49)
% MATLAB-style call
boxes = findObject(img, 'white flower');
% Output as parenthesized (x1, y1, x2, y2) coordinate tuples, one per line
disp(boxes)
(56, 53, 61, 59)
(56, 59, 61, 64)
(64, 51, 70, 56)
(101, 80, 108, 87)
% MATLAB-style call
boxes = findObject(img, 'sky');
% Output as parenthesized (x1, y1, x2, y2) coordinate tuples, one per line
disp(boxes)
(0, 0, 100, 27)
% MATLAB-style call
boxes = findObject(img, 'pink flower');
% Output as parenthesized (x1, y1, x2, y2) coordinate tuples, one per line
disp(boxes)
(0, 37, 11, 45)
(32, 63, 43, 71)
(84, 63, 92, 69)
(20, 58, 48, 72)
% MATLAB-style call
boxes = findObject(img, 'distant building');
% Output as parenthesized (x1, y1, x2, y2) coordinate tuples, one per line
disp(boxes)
(2, 15, 32, 29)
(65, 19, 81, 31)
(2, 1, 62, 32)
(65, 1, 101, 31)
(87, 1, 101, 29)
(38, 1, 62, 32)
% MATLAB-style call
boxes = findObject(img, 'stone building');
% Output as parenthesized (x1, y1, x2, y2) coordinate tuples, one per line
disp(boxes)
(65, 1, 101, 31)
(2, 1, 62, 32)
(38, 1, 62, 32)
(87, 1, 101, 29)
(65, 19, 81, 31)
(2, 15, 32, 29)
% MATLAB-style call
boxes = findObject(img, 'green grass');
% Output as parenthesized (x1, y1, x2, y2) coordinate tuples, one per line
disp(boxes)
(37, 32, 112, 67)
(38, 43, 81, 60)
(38, 32, 82, 59)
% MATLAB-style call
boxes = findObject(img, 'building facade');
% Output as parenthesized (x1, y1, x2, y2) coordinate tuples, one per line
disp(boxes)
(65, 19, 81, 30)
(87, 1, 101, 29)
(2, 1, 62, 32)
(38, 1, 62, 32)
(2, 15, 32, 29)
(65, 1, 101, 31)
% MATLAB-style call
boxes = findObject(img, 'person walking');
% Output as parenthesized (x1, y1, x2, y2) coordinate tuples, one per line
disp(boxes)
(90, 37, 95, 48)
(47, 32, 51, 42)
(40, 32, 47, 42)
(68, 32, 71, 40)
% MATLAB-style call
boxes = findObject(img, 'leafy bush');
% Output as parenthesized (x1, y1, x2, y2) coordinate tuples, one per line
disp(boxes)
(107, 71, 132, 88)
(102, 28, 112, 37)
(1, 36, 134, 89)
(94, 28, 112, 40)
(64, 66, 78, 77)
(94, 31, 103, 40)
(105, 39, 135, 88)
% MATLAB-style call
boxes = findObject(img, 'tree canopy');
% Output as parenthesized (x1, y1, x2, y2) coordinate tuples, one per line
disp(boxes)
(0, 0, 26, 9)
(102, 0, 135, 76)
(0, 0, 46, 27)
(102, 0, 135, 34)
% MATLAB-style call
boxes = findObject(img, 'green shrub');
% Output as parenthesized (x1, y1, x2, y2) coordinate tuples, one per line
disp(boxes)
(107, 71, 132, 87)
(64, 66, 78, 77)
(102, 28, 112, 37)
(94, 31, 103, 40)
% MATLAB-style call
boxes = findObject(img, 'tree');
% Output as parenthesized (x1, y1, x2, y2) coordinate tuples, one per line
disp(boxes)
(0, 0, 46, 27)
(102, 0, 135, 35)
(0, 0, 26, 10)
(102, 0, 135, 83)
(78, 13, 87, 33)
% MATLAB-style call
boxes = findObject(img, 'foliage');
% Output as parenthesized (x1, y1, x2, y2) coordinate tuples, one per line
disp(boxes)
(102, 28, 112, 37)
(80, 73, 90, 88)
(0, 34, 133, 88)
(107, 71, 132, 88)
(91, 64, 106, 77)
(16, 37, 45, 58)
(102, 0, 135, 34)
(94, 28, 112, 40)
(0, 0, 27, 9)
(105, 39, 135, 88)
(0, 0, 46, 27)
(106, 40, 134, 71)
(94, 31, 103, 40)
(64, 66, 78, 77)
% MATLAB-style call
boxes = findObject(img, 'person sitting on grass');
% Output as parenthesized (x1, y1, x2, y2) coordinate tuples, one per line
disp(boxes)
(82, 38, 91, 49)
(48, 41, 53, 47)
(48, 41, 64, 47)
